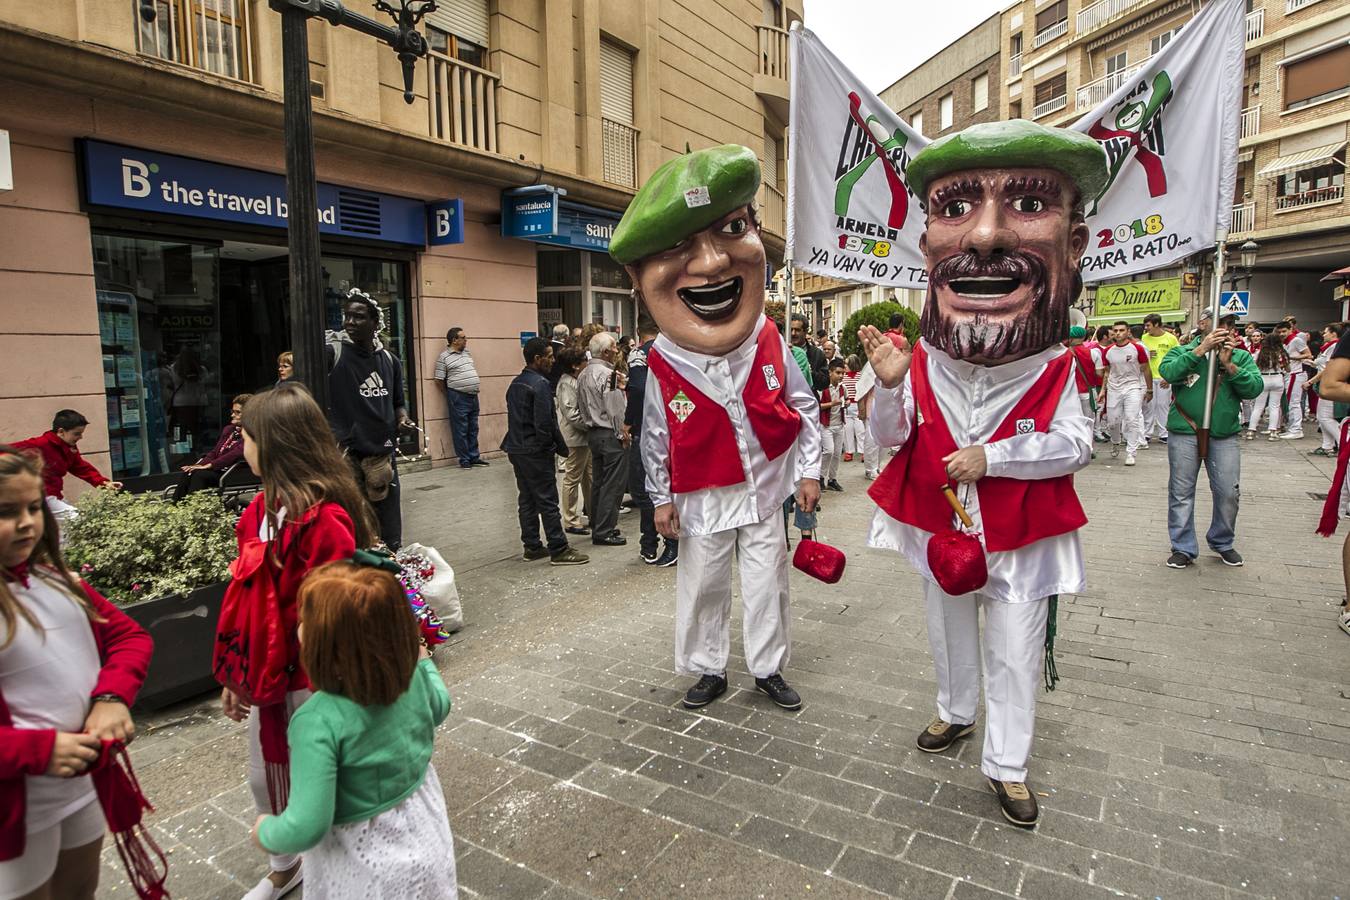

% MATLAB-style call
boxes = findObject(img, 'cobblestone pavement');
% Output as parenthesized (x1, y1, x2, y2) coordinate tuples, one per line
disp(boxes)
(101, 432, 1349, 899)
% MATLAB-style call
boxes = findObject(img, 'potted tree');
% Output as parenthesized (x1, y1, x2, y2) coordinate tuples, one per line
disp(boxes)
(64, 489, 236, 710)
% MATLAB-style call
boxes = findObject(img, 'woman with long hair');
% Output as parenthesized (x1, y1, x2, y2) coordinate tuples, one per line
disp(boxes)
(214, 383, 376, 900)
(1248, 333, 1289, 440)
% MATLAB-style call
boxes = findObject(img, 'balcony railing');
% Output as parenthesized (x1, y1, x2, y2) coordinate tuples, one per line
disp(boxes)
(1286, 0, 1322, 12)
(135, 0, 256, 83)
(602, 118, 639, 189)
(1240, 105, 1261, 139)
(1033, 93, 1068, 119)
(1077, 0, 1147, 36)
(759, 183, 785, 236)
(1032, 19, 1068, 49)
(1275, 184, 1345, 211)
(1009, 54, 1022, 77)
(1076, 63, 1145, 109)
(1245, 7, 1265, 41)
(427, 51, 499, 153)
(757, 24, 789, 81)
(1230, 202, 1255, 233)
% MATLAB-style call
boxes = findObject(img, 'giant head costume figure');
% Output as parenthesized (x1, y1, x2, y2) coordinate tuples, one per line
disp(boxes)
(905, 121, 1108, 366)
(610, 145, 765, 356)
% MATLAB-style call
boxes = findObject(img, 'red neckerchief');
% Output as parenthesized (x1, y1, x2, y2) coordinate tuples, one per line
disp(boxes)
(1, 563, 29, 588)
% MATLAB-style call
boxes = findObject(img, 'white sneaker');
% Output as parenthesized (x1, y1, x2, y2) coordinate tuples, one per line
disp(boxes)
(1281, 432, 1303, 440)
(1125, 452, 1136, 466)
(243, 867, 303, 900)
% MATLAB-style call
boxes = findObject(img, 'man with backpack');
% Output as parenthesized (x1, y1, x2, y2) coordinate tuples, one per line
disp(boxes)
(327, 288, 413, 549)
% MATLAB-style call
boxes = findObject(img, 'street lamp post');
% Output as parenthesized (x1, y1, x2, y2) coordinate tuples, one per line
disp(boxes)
(140, 1, 436, 411)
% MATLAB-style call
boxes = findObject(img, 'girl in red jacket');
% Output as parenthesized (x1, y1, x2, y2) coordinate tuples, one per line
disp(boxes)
(0, 446, 152, 900)
(214, 384, 375, 900)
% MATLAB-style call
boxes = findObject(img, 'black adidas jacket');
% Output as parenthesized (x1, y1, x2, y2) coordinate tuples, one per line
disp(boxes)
(326, 342, 405, 457)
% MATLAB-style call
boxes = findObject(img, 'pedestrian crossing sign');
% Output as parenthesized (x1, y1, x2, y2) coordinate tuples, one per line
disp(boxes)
(1218, 290, 1249, 317)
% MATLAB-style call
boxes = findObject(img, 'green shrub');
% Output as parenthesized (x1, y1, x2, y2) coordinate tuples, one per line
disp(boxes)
(64, 489, 236, 606)
(839, 302, 919, 361)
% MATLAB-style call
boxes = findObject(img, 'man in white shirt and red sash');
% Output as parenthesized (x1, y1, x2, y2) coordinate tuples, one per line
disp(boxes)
(861, 120, 1106, 826)
(611, 145, 822, 712)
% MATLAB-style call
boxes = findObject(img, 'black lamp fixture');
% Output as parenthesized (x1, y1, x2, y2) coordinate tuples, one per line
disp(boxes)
(138, 1, 157, 23)
(1229, 239, 1260, 290)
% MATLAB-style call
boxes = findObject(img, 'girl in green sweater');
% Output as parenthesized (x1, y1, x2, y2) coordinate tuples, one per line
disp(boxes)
(251, 560, 458, 898)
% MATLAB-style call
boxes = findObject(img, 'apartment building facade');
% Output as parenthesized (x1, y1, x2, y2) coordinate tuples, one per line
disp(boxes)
(0, 0, 801, 482)
(1002, 0, 1349, 328)
(793, 14, 1003, 337)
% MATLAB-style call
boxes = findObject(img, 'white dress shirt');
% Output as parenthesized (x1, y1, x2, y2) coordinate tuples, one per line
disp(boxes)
(867, 340, 1092, 603)
(642, 324, 822, 537)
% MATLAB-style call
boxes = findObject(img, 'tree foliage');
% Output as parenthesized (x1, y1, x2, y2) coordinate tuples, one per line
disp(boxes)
(839, 302, 920, 361)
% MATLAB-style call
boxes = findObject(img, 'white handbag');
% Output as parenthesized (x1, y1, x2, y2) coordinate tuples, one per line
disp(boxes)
(399, 542, 463, 633)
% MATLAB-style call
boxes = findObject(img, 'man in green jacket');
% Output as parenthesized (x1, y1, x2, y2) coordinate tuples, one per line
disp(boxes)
(1159, 325, 1264, 569)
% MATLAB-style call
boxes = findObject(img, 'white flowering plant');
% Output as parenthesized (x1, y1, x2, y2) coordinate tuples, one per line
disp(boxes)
(64, 488, 236, 606)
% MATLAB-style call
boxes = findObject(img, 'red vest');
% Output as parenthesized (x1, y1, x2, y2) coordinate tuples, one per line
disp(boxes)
(647, 318, 802, 494)
(867, 344, 1088, 552)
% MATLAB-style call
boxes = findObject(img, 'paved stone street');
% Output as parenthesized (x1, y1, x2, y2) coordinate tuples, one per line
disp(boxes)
(100, 434, 1349, 899)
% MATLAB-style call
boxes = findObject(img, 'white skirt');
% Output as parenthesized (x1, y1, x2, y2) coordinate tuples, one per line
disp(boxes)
(301, 766, 458, 899)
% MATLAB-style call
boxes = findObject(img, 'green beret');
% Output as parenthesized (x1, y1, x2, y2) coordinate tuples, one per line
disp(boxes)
(906, 121, 1109, 207)
(610, 145, 760, 265)
(1069, 326, 1087, 339)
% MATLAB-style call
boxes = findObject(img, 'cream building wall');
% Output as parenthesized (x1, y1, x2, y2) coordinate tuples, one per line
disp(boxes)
(0, 0, 801, 482)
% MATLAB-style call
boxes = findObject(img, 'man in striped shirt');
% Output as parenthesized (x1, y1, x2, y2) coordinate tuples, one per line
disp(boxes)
(434, 327, 487, 468)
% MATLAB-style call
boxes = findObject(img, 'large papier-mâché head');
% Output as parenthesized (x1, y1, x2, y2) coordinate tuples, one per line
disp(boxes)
(907, 120, 1108, 365)
(612, 145, 766, 357)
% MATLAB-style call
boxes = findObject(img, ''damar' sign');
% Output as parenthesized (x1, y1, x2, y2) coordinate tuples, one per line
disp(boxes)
(1093, 277, 1183, 318)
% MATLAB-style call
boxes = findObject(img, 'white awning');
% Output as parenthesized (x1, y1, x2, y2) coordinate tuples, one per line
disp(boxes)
(1256, 142, 1346, 179)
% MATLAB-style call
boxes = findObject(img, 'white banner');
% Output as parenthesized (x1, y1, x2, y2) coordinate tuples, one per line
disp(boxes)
(1070, 0, 1246, 282)
(786, 0, 1245, 288)
(787, 27, 930, 289)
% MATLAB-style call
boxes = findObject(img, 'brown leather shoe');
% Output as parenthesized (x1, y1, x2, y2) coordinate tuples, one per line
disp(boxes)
(915, 717, 975, 753)
(988, 778, 1039, 826)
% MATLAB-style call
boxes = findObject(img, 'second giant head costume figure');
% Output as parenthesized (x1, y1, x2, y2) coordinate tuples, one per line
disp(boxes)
(908, 120, 1107, 365)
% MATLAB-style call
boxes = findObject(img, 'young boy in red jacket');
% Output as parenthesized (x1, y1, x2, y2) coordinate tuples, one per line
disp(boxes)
(14, 410, 121, 519)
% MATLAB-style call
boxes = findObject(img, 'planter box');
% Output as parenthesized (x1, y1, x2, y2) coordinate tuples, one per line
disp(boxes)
(121, 581, 227, 711)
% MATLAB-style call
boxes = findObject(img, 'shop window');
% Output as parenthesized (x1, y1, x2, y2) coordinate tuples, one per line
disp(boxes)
(91, 234, 221, 479)
(590, 252, 631, 291)
(90, 232, 418, 478)
(1282, 44, 1350, 111)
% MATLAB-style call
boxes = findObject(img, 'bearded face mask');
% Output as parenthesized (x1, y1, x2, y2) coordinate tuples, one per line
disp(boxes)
(918, 168, 1088, 366)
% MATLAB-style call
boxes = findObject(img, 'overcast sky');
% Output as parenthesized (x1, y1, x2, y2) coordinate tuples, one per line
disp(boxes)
(801, 0, 1009, 93)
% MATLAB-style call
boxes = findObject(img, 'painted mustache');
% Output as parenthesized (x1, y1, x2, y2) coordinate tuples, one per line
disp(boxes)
(930, 251, 1045, 296)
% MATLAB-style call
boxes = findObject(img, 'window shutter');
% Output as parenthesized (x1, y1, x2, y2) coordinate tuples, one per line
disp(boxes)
(1284, 44, 1350, 107)
(599, 40, 635, 124)
(1036, 1, 1066, 32)
(425, 0, 489, 48)
(763, 133, 779, 188)
(973, 73, 989, 112)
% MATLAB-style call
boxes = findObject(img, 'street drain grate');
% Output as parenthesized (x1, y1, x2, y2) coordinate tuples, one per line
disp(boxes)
(416, 484, 445, 492)
(1308, 492, 1328, 501)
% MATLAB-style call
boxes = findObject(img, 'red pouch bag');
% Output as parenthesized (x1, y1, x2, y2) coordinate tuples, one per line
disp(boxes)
(926, 530, 988, 596)
(793, 539, 847, 584)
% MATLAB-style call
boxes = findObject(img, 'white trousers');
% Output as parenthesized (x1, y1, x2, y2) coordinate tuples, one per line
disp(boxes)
(822, 424, 843, 482)
(1249, 376, 1283, 432)
(862, 424, 881, 477)
(843, 404, 863, 455)
(925, 582, 1049, 783)
(1106, 386, 1145, 452)
(1316, 396, 1341, 451)
(675, 512, 790, 679)
(1145, 378, 1171, 438)
(248, 689, 311, 873)
(1286, 371, 1308, 434)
